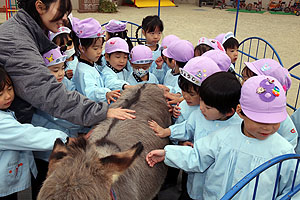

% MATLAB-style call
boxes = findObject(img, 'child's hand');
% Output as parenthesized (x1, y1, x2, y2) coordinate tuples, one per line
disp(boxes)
(157, 84, 170, 93)
(155, 56, 164, 69)
(107, 107, 136, 120)
(106, 90, 121, 104)
(166, 93, 184, 106)
(179, 141, 194, 148)
(65, 69, 73, 79)
(172, 102, 181, 118)
(148, 120, 171, 138)
(146, 149, 166, 167)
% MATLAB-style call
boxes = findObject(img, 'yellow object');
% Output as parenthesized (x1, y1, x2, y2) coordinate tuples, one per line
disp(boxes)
(134, 0, 175, 7)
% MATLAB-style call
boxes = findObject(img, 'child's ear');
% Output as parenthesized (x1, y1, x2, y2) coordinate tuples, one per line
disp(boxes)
(142, 30, 146, 37)
(104, 53, 110, 61)
(79, 45, 85, 54)
(236, 104, 244, 119)
(225, 108, 235, 117)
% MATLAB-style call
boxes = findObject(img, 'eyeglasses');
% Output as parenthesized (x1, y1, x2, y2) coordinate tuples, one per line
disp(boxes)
(60, 40, 73, 52)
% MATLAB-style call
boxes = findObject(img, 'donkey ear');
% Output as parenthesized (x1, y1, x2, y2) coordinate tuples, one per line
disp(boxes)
(99, 142, 144, 182)
(47, 139, 68, 177)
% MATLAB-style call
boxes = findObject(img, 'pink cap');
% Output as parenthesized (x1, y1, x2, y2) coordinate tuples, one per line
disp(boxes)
(43, 47, 67, 67)
(244, 59, 292, 91)
(215, 32, 235, 44)
(197, 37, 213, 48)
(161, 35, 180, 50)
(202, 50, 231, 71)
(179, 56, 221, 86)
(73, 18, 105, 38)
(162, 40, 194, 62)
(240, 75, 287, 123)
(48, 26, 71, 41)
(105, 19, 127, 33)
(209, 39, 225, 52)
(130, 45, 153, 64)
(105, 37, 129, 54)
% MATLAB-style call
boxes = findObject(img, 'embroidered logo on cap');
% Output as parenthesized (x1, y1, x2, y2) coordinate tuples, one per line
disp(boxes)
(256, 78, 280, 102)
(261, 63, 272, 72)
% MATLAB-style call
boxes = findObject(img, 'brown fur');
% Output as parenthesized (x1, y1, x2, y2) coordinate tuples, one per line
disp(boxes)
(38, 84, 172, 200)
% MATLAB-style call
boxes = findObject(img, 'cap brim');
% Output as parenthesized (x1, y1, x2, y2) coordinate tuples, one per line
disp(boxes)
(106, 48, 129, 54)
(162, 48, 172, 59)
(244, 62, 261, 75)
(242, 107, 287, 124)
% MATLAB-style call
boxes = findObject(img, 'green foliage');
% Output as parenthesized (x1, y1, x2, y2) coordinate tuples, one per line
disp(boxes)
(98, 0, 118, 13)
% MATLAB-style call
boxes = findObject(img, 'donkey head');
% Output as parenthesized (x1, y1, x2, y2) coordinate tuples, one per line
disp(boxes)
(37, 137, 144, 200)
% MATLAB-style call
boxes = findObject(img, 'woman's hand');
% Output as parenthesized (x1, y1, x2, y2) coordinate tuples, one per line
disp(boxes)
(146, 149, 166, 167)
(106, 90, 121, 104)
(107, 107, 136, 120)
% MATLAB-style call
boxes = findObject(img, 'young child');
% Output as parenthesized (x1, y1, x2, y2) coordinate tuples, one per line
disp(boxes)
(194, 37, 225, 57)
(202, 49, 231, 72)
(103, 37, 131, 82)
(147, 75, 299, 200)
(215, 32, 239, 72)
(127, 45, 158, 85)
(139, 15, 166, 83)
(241, 58, 297, 148)
(72, 18, 121, 104)
(162, 39, 194, 96)
(49, 26, 77, 80)
(291, 108, 300, 153)
(0, 67, 68, 199)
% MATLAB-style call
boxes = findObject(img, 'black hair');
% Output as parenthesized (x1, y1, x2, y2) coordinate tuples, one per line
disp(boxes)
(178, 75, 201, 94)
(136, 15, 164, 44)
(199, 71, 241, 114)
(107, 32, 134, 51)
(167, 58, 186, 68)
(241, 66, 257, 80)
(52, 33, 70, 46)
(0, 67, 13, 92)
(194, 44, 213, 57)
(223, 37, 239, 50)
(73, 35, 104, 56)
(17, 0, 72, 29)
(106, 51, 129, 58)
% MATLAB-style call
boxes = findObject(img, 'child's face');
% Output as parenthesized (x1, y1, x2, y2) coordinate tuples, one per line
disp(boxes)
(182, 88, 200, 106)
(226, 46, 238, 64)
(80, 38, 103, 63)
(105, 52, 128, 71)
(165, 57, 175, 69)
(0, 83, 14, 110)
(48, 62, 65, 82)
(237, 106, 280, 140)
(143, 27, 162, 46)
(58, 35, 74, 51)
(200, 99, 227, 121)
(241, 66, 256, 85)
(131, 63, 151, 71)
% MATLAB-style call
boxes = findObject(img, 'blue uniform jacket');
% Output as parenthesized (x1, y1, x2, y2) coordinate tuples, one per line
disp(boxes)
(163, 69, 181, 94)
(126, 72, 159, 85)
(149, 44, 168, 84)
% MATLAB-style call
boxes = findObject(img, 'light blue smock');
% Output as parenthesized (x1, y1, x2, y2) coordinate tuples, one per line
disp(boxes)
(277, 115, 298, 148)
(65, 55, 78, 81)
(0, 110, 67, 197)
(291, 108, 300, 153)
(126, 72, 159, 85)
(164, 124, 298, 200)
(73, 60, 110, 103)
(149, 44, 168, 84)
(163, 68, 181, 94)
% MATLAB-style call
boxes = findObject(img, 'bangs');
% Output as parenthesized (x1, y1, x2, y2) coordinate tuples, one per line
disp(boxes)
(51, 0, 72, 22)
(0, 69, 12, 92)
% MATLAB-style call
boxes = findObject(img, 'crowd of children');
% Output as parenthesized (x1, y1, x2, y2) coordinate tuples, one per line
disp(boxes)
(0, 3, 299, 200)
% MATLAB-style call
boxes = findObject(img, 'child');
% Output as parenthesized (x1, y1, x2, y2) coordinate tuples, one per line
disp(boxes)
(103, 37, 131, 82)
(241, 58, 297, 148)
(215, 32, 239, 72)
(291, 108, 300, 153)
(49, 26, 77, 80)
(202, 49, 231, 72)
(162, 39, 193, 96)
(139, 15, 166, 83)
(72, 18, 121, 104)
(127, 45, 158, 85)
(104, 19, 133, 51)
(0, 67, 68, 199)
(147, 75, 299, 200)
(194, 37, 225, 57)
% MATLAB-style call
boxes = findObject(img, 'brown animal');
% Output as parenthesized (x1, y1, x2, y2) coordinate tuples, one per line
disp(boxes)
(37, 84, 172, 200)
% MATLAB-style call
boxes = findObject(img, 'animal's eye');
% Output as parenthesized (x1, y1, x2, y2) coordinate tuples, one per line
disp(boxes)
(51, 151, 67, 161)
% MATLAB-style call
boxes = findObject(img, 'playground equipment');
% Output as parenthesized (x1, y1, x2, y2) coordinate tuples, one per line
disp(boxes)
(5, 0, 18, 20)
(221, 154, 300, 199)
(267, 0, 286, 11)
(287, 62, 300, 111)
(213, 0, 226, 9)
(131, 0, 175, 8)
(246, 0, 262, 11)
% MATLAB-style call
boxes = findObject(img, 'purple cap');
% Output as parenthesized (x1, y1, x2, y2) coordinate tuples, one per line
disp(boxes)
(161, 35, 180, 50)
(179, 56, 221, 86)
(48, 26, 71, 41)
(162, 40, 194, 62)
(244, 59, 292, 91)
(130, 45, 153, 64)
(105, 19, 127, 33)
(105, 37, 129, 54)
(73, 18, 105, 38)
(43, 47, 67, 67)
(240, 75, 287, 123)
(215, 32, 235, 44)
(202, 50, 231, 71)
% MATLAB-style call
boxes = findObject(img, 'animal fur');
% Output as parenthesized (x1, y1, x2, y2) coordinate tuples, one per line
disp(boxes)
(37, 84, 172, 200)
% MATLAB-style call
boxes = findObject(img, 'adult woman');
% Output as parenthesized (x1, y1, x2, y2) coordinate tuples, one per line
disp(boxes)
(0, 0, 135, 125)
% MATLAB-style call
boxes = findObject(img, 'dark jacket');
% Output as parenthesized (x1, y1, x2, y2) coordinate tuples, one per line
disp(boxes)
(0, 10, 108, 126)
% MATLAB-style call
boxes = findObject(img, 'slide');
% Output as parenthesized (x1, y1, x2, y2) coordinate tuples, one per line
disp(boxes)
(134, 0, 176, 7)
